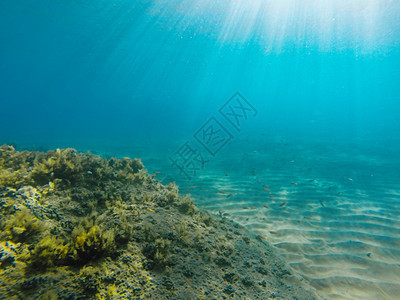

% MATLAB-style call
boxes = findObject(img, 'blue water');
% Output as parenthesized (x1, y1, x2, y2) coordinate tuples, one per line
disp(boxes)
(1, 1, 400, 299)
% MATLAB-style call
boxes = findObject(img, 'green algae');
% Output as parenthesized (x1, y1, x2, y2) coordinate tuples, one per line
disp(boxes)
(30, 235, 70, 270)
(177, 195, 197, 215)
(72, 220, 116, 263)
(0, 146, 153, 299)
(0, 207, 44, 243)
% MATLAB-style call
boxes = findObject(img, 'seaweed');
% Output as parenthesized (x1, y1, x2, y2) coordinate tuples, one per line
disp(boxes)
(0, 145, 31, 189)
(165, 182, 179, 203)
(199, 211, 214, 226)
(143, 238, 171, 270)
(30, 148, 84, 185)
(72, 220, 116, 263)
(177, 195, 197, 215)
(30, 235, 70, 270)
(155, 182, 179, 207)
(153, 238, 171, 267)
(0, 207, 45, 243)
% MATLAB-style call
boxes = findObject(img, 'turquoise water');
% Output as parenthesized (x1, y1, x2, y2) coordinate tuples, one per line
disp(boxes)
(1, 1, 400, 299)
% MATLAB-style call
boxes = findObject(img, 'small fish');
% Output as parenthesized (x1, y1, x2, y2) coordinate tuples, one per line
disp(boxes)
(243, 206, 250, 210)
(225, 174, 229, 177)
(269, 231, 279, 234)
(154, 171, 160, 174)
(366, 252, 372, 258)
(348, 178, 353, 181)
(250, 206, 257, 210)
(257, 234, 268, 240)
(263, 188, 270, 191)
(291, 182, 298, 186)
(279, 202, 288, 208)
(218, 191, 227, 194)
(263, 205, 270, 209)
(226, 193, 234, 198)
(263, 185, 269, 188)
(188, 186, 196, 191)
(319, 200, 325, 207)
(269, 195, 275, 198)
(146, 208, 155, 212)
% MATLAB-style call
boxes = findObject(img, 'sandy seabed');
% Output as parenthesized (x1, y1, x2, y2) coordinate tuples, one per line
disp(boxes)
(5, 137, 400, 300)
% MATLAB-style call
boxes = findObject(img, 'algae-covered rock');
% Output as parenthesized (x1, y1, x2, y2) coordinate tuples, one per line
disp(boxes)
(0, 145, 322, 299)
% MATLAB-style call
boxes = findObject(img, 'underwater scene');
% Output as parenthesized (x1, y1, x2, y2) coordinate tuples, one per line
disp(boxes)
(1, 1, 400, 299)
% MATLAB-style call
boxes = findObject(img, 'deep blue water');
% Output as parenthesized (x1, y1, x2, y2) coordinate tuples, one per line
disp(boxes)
(1, 0, 400, 146)
(1, 2, 400, 299)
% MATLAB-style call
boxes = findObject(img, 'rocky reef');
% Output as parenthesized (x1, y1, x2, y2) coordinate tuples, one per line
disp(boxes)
(0, 145, 321, 299)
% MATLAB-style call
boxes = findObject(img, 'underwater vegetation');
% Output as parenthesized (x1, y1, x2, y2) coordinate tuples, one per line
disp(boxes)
(0, 145, 321, 299)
